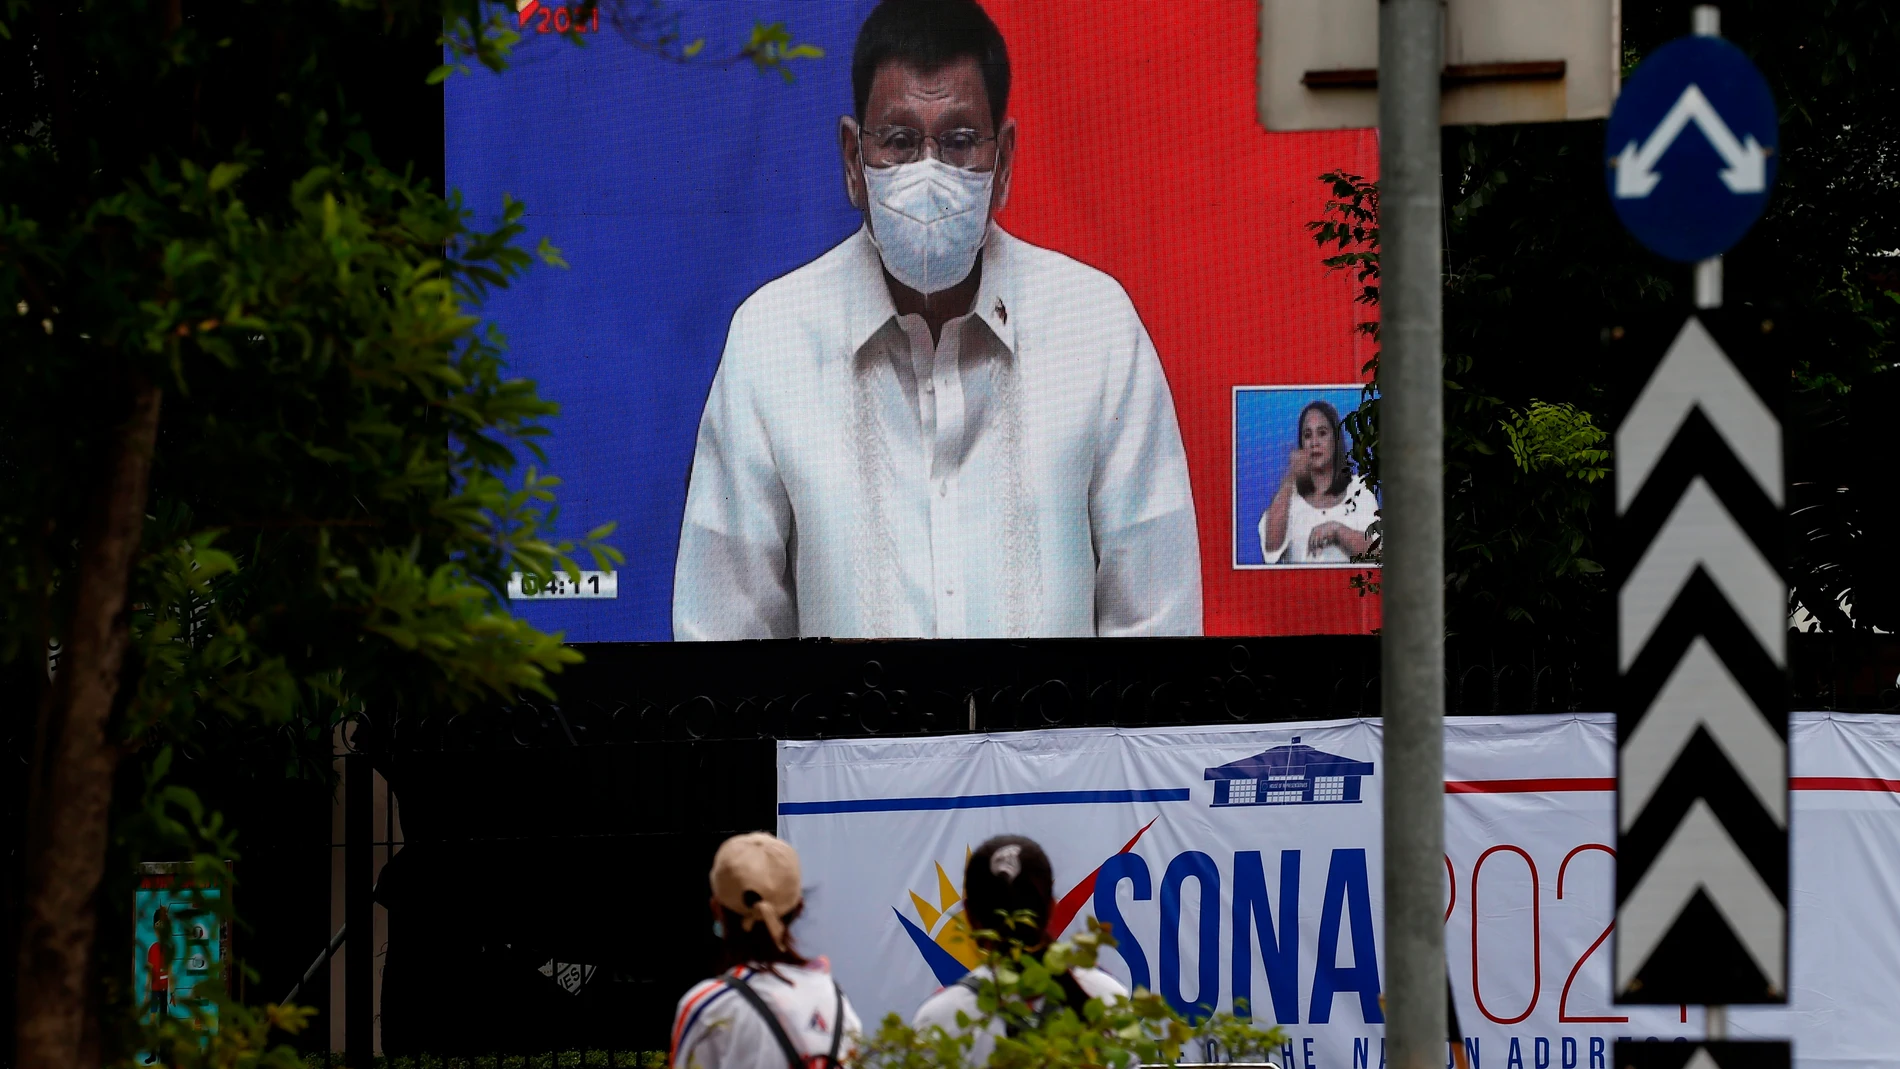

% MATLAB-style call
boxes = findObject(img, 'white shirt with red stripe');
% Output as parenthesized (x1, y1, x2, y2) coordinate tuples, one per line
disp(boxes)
(671, 962, 861, 1069)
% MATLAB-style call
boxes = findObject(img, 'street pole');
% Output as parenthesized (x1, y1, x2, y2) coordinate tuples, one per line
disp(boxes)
(1690, 2, 1727, 1041)
(1693, 4, 1723, 312)
(345, 742, 373, 1065)
(1377, 0, 1446, 1067)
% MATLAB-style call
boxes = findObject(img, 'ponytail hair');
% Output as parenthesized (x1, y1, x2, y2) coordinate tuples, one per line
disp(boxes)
(718, 899, 808, 970)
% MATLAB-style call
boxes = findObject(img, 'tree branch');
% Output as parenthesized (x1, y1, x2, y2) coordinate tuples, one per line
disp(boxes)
(15, 372, 163, 1069)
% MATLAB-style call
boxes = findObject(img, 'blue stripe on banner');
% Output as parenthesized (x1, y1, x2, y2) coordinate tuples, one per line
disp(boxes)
(778, 788, 1192, 815)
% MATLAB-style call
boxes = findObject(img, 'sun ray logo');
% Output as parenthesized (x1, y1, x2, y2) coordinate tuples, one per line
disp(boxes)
(894, 849, 982, 985)
(895, 819, 1158, 986)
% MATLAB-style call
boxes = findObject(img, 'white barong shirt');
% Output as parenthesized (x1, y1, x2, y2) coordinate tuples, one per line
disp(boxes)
(673, 224, 1201, 639)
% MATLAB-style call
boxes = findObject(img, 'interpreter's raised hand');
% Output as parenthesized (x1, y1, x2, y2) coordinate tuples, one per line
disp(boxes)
(1283, 445, 1308, 487)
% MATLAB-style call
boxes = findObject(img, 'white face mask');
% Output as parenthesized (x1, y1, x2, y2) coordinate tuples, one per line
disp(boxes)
(862, 157, 995, 295)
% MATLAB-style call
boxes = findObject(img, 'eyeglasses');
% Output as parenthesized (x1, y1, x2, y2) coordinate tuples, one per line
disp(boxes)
(859, 125, 998, 170)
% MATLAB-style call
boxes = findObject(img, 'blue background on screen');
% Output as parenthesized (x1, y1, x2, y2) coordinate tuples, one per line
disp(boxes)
(1233, 387, 1371, 566)
(446, 1, 879, 641)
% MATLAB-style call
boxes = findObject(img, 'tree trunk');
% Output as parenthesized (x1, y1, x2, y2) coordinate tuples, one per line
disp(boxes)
(15, 374, 163, 1069)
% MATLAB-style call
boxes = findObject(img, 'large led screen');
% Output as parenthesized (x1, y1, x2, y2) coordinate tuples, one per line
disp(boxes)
(446, 0, 1381, 640)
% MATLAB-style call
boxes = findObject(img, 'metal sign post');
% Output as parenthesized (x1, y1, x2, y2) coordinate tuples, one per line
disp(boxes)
(1376, 0, 1446, 1067)
(1259, 4, 1620, 1056)
(1609, 7, 1791, 1067)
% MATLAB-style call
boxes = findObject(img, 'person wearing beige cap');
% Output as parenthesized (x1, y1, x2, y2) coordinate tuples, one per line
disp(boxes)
(670, 833, 861, 1069)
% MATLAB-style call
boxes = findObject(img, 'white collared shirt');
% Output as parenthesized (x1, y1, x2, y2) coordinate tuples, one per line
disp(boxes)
(673, 224, 1201, 639)
(672, 963, 859, 1069)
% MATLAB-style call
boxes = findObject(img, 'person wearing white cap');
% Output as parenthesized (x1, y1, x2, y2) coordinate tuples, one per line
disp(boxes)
(670, 832, 861, 1069)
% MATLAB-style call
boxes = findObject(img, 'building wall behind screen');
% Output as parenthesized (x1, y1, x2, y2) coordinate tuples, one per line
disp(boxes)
(445, 0, 1379, 641)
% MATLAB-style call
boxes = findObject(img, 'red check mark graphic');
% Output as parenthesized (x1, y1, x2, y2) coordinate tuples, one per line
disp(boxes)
(1047, 817, 1158, 938)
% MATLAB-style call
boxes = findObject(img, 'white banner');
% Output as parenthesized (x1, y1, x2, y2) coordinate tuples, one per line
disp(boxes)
(777, 712, 1900, 1069)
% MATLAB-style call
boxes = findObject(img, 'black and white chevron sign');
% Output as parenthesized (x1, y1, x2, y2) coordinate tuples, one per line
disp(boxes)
(1613, 1039, 1791, 1069)
(1614, 313, 1787, 1005)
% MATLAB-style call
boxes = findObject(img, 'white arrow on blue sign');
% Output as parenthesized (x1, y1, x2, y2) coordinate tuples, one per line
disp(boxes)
(1605, 35, 1778, 262)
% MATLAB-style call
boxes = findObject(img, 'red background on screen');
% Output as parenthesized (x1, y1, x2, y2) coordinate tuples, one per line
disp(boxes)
(987, 0, 1383, 636)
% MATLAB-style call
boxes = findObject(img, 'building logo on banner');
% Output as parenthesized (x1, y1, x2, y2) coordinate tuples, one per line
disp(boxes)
(1614, 313, 1787, 1006)
(1204, 738, 1374, 807)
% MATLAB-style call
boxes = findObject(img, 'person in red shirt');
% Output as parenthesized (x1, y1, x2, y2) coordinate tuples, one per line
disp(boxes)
(142, 906, 174, 1064)
(146, 906, 173, 1021)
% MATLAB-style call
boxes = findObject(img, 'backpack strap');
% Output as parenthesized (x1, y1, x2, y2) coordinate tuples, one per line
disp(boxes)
(825, 980, 846, 1069)
(720, 973, 848, 1069)
(1051, 969, 1091, 1016)
(954, 969, 1091, 1037)
(721, 974, 804, 1069)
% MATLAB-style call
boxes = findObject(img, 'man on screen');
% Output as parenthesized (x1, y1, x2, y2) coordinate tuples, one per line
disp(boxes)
(675, 0, 1201, 639)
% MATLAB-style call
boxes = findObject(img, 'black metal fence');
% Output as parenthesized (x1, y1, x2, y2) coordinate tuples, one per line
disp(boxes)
(335, 633, 1900, 1059)
(4, 634, 1892, 1062)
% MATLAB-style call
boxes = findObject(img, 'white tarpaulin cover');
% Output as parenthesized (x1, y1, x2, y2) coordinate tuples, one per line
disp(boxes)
(776, 713, 1900, 1069)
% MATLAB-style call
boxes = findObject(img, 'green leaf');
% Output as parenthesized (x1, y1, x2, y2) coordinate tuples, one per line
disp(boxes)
(207, 162, 247, 192)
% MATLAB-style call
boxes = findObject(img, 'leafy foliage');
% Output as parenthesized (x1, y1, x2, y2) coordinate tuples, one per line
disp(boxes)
(139, 985, 315, 1069)
(1307, 170, 1616, 634)
(296, 1055, 663, 1069)
(433, 1, 823, 83)
(1307, 0, 1900, 642)
(1699, 0, 1900, 633)
(1441, 2, 1900, 639)
(855, 916, 1285, 1069)
(740, 22, 828, 83)
(1306, 172, 1382, 491)
(0, 0, 810, 1062)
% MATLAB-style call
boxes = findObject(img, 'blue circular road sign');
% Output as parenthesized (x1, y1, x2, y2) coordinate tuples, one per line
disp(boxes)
(1605, 35, 1778, 262)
